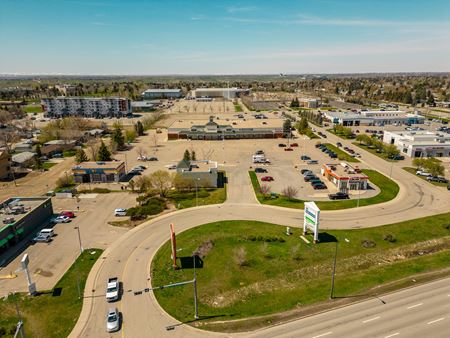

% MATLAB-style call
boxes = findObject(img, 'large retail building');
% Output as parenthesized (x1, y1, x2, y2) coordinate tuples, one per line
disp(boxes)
(141, 89, 182, 99)
(323, 110, 425, 126)
(42, 97, 131, 118)
(168, 116, 283, 140)
(191, 88, 250, 99)
(383, 131, 450, 158)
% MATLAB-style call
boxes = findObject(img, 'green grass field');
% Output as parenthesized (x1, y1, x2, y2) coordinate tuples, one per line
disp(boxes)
(0, 249, 103, 337)
(322, 143, 360, 162)
(234, 104, 243, 112)
(402, 167, 448, 187)
(249, 169, 399, 210)
(352, 142, 399, 162)
(151, 215, 450, 330)
(42, 162, 57, 170)
(168, 186, 227, 209)
(23, 105, 43, 113)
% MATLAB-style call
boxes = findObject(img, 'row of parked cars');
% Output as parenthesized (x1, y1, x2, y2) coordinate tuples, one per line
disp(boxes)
(32, 211, 75, 243)
(315, 143, 338, 159)
(416, 170, 448, 183)
(301, 169, 327, 190)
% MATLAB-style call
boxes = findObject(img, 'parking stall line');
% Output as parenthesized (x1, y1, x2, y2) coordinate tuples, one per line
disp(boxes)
(427, 317, 444, 325)
(362, 316, 380, 323)
(406, 303, 423, 309)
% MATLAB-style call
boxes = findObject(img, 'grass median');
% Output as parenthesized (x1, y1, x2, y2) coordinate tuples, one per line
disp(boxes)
(151, 214, 450, 331)
(322, 143, 360, 163)
(0, 249, 103, 337)
(168, 186, 227, 209)
(249, 169, 399, 210)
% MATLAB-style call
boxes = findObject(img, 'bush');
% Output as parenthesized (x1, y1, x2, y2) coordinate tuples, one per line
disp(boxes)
(383, 234, 397, 243)
(361, 239, 376, 248)
(126, 197, 166, 218)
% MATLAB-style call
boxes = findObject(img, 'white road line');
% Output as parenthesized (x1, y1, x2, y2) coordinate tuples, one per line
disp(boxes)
(407, 303, 423, 309)
(427, 317, 445, 325)
(312, 332, 332, 338)
(385, 333, 399, 338)
(363, 316, 380, 323)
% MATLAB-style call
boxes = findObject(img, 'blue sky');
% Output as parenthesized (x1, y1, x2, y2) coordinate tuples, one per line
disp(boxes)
(1, 0, 449, 74)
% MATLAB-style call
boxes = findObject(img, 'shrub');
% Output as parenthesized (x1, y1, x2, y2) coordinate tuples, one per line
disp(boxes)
(361, 239, 376, 248)
(383, 234, 397, 243)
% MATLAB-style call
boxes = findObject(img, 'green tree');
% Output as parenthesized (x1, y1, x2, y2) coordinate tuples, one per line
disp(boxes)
(423, 158, 444, 176)
(125, 130, 137, 143)
(412, 158, 426, 169)
(75, 148, 88, 163)
(191, 150, 196, 161)
(149, 170, 173, 197)
(283, 119, 292, 137)
(383, 144, 400, 158)
(297, 117, 309, 133)
(111, 123, 125, 150)
(96, 141, 112, 161)
(183, 149, 191, 161)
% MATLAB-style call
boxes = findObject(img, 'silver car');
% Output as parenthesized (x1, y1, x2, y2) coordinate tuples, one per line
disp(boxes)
(106, 308, 120, 333)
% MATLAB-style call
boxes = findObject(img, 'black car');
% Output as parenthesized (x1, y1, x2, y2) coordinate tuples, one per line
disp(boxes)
(304, 175, 318, 182)
(278, 143, 287, 147)
(300, 169, 312, 174)
(328, 192, 350, 200)
(255, 168, 268, 173)
(148, 157, 158, 161)
(336, 142, 342, 147)
(427, 176, 448, 183)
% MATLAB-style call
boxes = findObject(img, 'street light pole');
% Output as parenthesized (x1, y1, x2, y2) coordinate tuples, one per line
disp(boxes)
(330, 241, 338, 299)
(10, 292, 26, 338)
(193, 255, 199, 320)
(74, 226, 83, 254)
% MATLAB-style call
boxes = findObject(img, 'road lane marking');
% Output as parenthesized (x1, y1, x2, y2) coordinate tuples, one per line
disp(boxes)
(363, 316, 380, 323)
(385, 333, 399, 338)
(312, 332, 332, 338)
(407, 303, 423, 309)
(427, 317, 445, 324)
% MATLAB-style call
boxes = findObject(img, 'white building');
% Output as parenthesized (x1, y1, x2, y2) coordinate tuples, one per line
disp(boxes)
(42, 97, 131, 118)
(323, 110, 425, 126)
(141, 89, 182, 99)
(383, 131, 450, 158)
(191, 88, 251, 100)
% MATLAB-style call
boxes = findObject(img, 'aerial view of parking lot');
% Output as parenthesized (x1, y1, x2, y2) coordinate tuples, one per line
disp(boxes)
(1, 1, 449, 337)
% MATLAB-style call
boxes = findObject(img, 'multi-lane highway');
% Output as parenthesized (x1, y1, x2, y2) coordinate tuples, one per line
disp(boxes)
(69, 126, 450, 337)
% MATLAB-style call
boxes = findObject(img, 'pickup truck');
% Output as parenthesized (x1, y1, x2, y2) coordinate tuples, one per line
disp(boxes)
(106, 277, 119, 302)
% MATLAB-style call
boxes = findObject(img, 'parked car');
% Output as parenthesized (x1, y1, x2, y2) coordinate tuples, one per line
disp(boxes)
(52, 153, 63, 158)
(106, 307, 120, 333)
(328, 192, 350, 200)
(416, 170, 431, 177)
(148, 157, 158, 161)
(388, 155, 404, 160)
(300, 155, 311, 160)
(427, 176, 448, 183)
(315, 143, 322, 148)
(301, 169, 312, 174)
(329, 154, 338, 159)
(261, 176, 274, 182)
(304, 175, 318, 182)
(52, 215, 71, 223)
(166, 164, 177, 170)
(106, 277, 120, 302)
(284, 147, 294, 151)
(40, 228, 55, 237)
(137, 156, 147, 161)
(290, 143, 299, 147)
(255, 150, 264, 155)
(307, 160, 318, 165)
(32, 233, 52, 243)
(254, 168, 268, 173)
(114, 208, 127, 217)
(313, 184, 327, 190)
(60, 211, 75, 218)
(278, 143, 287, 147)
(336, 142, 342, 147)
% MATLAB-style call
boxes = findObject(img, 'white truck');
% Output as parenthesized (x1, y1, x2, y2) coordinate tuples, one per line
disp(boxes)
(106, 277, 119, 302)
(252, 154, 270, 164)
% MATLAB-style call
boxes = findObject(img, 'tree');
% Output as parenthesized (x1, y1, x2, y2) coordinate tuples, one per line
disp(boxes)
(283, 119, 292, 138)
(125, 129, 137, 144)
(75, 148, 88, 163)
(173, 174, 195, 191)
(191, 150, 196, 161)
(134, 121, 145, 136)
(260, 184, 271, 198)
(412, 158, 426, 169)
(149, 170, 173, 197)
(35, 144, 42, 158)
(87, 139, 99, 161)
(282, 186, 299, 201)
(383, 144, 400, 158)
(111, 123, 125, 150)
(356, 134, 370, 145)
(422, 158, 444, 176)
(183, 149, 191, 161)
(96, 141, 112, 161)
(297, 116, 309, 133)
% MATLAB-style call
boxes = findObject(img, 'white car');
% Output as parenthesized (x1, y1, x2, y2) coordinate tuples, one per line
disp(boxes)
(52, 215, 71, 223)
(32, 233, 52, 243)
(165, 164, 177, 170)
(416, 170, 431, 177)
(106, 308, 120, 332)
(114, 208, 127, 217)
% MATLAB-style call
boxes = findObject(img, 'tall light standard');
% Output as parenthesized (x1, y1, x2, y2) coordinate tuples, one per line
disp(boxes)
(195, 178, 200, 207)
(330, 241, 338, 299)
(74, 226, 83, 254)
(10, 292, 26, 338)
(193, 255, 199, 320)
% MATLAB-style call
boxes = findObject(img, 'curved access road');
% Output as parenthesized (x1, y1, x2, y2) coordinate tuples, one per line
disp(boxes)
(69, 126, 450, 338)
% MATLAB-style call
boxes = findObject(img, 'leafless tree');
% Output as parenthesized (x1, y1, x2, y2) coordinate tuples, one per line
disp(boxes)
(260, 184, 271, 198)
(234, 246, 249, 267)
(149, 170, 173, 197)
(0, 130, 19, 153)
(87, 139, 100, 161)
(282, 186, 299, 200)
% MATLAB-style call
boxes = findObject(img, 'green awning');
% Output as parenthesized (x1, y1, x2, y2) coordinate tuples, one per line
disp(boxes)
(6, 233, 15, 241)
(15, 228, 24, 235)
(0, 238, 8, 247)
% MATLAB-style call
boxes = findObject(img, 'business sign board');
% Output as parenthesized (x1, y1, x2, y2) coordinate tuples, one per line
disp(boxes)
(303, 201, 320, 243)
(170, 223, 177, 269)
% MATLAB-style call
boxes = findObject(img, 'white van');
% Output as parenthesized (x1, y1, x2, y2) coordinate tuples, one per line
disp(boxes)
(40, 228, 54, 237)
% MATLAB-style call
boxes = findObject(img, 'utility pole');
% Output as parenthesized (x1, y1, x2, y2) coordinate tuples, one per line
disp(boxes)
(74, 226, 83, 254)
(193, 255, 199, 320)
(10, 292, 26, 338)
(330, 241, 338, 299)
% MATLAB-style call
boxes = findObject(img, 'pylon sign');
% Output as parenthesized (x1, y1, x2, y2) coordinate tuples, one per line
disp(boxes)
(303, 201, 320, 243)
(170, 224, 177, 269)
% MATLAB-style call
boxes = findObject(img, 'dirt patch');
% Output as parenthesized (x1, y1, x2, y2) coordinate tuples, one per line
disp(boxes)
(193, 239, 214, 258)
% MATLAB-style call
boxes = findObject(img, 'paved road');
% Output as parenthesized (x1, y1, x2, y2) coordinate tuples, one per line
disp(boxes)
(69, 126, 450, 337)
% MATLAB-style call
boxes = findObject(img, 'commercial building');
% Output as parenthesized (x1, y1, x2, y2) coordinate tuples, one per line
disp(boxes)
(168, 116, 284, 140)
(299, 98, 319, 108)
(131, 101, 156, 112)
(41, 97, 132, 118)
(141, 89, 182, 99)
(191, 88, 251, 99)
(41, 140, 77, 157)
(176, 160, 222, 188)
(72, 161, 126, 183)
(0, 197, 53, 254)
(0, 151, 12, 180)
(383, 131, 450, 158)
(323, 110, 425, 126)
(321, 163, 368, 191)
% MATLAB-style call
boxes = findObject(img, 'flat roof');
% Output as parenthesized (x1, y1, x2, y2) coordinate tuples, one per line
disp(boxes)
(43, 97, 128, 100)
(72, 161, 124, 170)
(169, 118, 283, 130)
(323, 163, 368, 180)
(142, 89, 181, 93)
(0, 197, 50, 229)
(194, 88, 248, 92)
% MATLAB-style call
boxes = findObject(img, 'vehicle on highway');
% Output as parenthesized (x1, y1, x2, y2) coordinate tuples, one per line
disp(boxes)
(284, 147, 293, 151)
(114, 208, 127, 217)
(52, 215, 71, 223)
(300, 155, 311, 160)
(106, 307, 120, 333)
(254, 168, 268, 173)
(32, 233, 52, 243)
(416, 170, 431, 177)
(328, 192, 350, 200)
(60, 211, 75, 218)
(427, 176, 448, 183)
(261, 176, 274, 182)
(106, 277, 120, 302)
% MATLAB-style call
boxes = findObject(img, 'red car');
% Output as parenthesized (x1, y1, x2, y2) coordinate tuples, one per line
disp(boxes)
(261, 176, 274, 182)
(284, 148, 294, 151)
(60, 211, 75, 218)
(290, 143, 299, 147)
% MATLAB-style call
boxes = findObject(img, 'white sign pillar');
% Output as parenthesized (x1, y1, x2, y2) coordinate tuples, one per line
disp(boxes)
(21, 254, 36, 296)
(303, 201, 321, 243)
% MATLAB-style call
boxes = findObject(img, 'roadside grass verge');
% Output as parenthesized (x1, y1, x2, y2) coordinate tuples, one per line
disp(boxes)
(322, 143, 360, 163)
(41, 162, 57, 170)
(151, 215, 450, 330)
(168, 186, 227, 209)
(352, 142, 399, 162)
(249, 169, 399, 210)
(402, 167, 448, 187)
(23, 105, 43, 114)
(0, 249, 103, 338)
(327, 129, 355, 140)
(234, 104, 243, 112)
